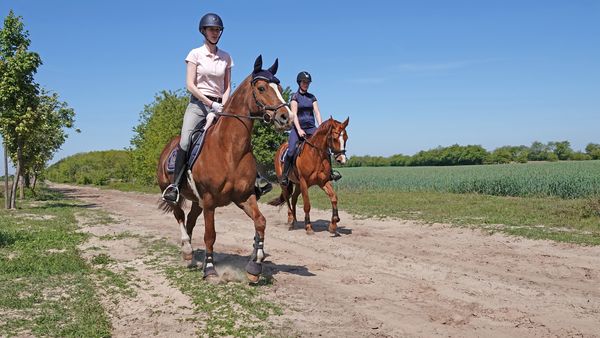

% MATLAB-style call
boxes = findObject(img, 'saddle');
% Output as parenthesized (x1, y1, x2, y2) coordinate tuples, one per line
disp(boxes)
(167, 124, 210, 173)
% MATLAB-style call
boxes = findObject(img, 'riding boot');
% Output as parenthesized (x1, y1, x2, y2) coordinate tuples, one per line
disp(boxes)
(329, 154, 342, 181)
(162, 147, 187, 203)
(280, 155, 293, 186)
(255, 171, 273, 199)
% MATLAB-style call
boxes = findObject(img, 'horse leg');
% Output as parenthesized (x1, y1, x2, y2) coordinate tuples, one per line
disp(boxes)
(321, 181, 340, 235)
(288, 184, 301, 230)
(173, 205, 189, 259)
(236, 194, 267, 283)
(202, 205, 218, 279)
(286, 184, 297, 229)
(183, 202, 202, 261)
(299, 179, 313, 235)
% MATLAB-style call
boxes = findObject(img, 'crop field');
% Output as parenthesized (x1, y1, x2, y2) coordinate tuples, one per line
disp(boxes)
(332, 160, 600, 199)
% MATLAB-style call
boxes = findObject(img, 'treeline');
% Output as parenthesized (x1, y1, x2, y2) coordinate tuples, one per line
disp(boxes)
(46, 150, 133, 185)
(346, 142, 600, 167)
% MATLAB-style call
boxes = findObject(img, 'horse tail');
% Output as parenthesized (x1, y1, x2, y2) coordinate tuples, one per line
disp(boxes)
(267, 192, 285, 207)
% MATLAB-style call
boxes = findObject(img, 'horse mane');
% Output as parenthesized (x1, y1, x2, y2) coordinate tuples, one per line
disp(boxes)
(222, 75, 252, 115)
(308, 118, 335, 143)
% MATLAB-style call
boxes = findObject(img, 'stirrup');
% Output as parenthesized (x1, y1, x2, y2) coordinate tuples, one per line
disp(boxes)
(162, 184, 180, 203)
(331, 170, 342, 181)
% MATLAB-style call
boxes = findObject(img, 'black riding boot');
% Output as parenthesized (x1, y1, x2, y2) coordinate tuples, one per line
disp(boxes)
(255, 171, 273, 199)
(280, 155, 293, 186)
(162, 147, 187, 203)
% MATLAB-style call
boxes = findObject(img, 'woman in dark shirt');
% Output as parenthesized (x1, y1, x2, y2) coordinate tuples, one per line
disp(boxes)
(280, 71, 324, 186)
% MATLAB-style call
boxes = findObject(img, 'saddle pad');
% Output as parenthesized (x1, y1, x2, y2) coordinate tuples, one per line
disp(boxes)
(166, 127, 209, 174)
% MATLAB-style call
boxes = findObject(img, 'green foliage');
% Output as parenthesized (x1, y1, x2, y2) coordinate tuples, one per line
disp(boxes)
(251, 86, 292, 175)
(586, 143, 600, 160)
(130, 90, 188, 184)
(46, 150, 134, 185)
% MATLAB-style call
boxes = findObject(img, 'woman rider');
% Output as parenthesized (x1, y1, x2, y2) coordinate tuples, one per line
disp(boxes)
(280, 71, 341, 186)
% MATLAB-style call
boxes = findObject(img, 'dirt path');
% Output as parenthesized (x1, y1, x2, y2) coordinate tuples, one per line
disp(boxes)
(50, 183, 600, 337)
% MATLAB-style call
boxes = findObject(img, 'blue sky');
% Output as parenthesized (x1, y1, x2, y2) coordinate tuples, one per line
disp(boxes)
(1, 0, 599, 168)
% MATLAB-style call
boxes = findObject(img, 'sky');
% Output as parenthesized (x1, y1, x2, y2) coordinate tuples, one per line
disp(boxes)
(1, 0, 599, 171)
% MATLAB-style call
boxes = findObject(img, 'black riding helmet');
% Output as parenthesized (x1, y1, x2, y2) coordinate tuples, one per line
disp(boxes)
(296, 71, 312, 85)
(199, 13, 224, 44)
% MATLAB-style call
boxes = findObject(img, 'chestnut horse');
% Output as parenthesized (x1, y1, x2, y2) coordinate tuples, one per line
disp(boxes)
(157, 55, 291, 282)
(268, 117, 349, 234)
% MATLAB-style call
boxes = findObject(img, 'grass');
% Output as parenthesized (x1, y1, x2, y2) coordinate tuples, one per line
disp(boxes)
(0, 191, 111, 337)
(143, 238, 283, 337)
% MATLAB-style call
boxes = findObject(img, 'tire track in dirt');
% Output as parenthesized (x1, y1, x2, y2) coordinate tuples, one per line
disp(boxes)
(50, 183, 600, 337)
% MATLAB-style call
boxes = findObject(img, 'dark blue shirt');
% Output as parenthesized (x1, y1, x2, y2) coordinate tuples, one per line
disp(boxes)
(292, 90, 317, 129)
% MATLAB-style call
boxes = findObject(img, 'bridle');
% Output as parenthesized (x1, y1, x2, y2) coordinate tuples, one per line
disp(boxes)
(303, 126, 346, 159)
(216, 79, 289, 124)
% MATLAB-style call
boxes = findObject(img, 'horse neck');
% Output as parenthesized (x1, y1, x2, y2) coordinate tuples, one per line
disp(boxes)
(307, 121, 332, 156)
(214, 78, 255, 156)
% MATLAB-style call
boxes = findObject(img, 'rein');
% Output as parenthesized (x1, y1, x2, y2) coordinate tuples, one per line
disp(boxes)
(302, 132, 346, 158)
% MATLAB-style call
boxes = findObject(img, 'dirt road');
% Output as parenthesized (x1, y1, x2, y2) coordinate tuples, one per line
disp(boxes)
(51, 183, 600, 337)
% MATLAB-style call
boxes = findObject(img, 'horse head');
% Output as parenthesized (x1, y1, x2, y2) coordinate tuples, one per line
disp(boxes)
(250, 55, 292, 131)
(327, 117, 350, 164)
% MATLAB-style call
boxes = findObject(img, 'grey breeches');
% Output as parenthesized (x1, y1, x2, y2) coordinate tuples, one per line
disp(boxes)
(179, 98, 214, 152)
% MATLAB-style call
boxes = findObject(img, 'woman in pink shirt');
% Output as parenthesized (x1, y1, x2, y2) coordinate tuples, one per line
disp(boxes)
(162, 13, 233, 203)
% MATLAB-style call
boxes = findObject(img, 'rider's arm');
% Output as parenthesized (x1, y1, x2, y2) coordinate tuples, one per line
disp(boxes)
(291, 100, 303, 133)
(222, 63, 232, 105)
(313, 100, 323, 126)
(186, 61, 214, 107)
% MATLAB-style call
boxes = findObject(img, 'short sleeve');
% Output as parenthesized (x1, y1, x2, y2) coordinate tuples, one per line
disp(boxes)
(185, 49, 198, 64)
(291, 93, 298, 102)
(311, 94, 317, 102)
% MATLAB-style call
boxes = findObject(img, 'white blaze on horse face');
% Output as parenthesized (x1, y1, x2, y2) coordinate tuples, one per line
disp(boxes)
(339, 131, 347, 164)
(269, 83, 292, 114)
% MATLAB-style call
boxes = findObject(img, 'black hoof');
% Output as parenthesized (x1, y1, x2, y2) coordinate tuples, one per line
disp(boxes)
(203, 265, 218, 279)
(245, 260, 262, 277)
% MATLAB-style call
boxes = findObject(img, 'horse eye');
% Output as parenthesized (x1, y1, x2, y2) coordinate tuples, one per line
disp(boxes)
(258, 86, 266, 92)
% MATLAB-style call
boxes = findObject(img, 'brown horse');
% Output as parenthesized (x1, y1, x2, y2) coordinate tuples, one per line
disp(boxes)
(268, 117, 349, 235)
(157, 55, 291, 282)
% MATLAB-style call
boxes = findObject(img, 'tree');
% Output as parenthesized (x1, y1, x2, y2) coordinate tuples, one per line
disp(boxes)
(0, 10, 42, 208)
(251, 86, 291, 176)
(16, 90, 77, 192)
(549, 140, 573, 160)
(585, 143, 600, 160)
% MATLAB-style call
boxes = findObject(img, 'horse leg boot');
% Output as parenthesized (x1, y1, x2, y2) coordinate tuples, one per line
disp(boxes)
(162, 147, 187, 203)
(246, 232, 265, 283)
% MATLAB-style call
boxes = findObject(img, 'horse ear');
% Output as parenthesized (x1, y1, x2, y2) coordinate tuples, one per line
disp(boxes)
(253, 55, 263, 74)
(268, 58, 279, 75)
(343, 117, 349, 128)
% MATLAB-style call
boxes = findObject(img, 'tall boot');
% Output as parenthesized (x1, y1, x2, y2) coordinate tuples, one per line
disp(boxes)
(162, 147, 187, 203)
(255, 171, 273, 199)
(280, 155, 293, 186)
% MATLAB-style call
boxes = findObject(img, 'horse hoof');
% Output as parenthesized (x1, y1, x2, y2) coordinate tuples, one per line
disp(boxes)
(203, 266, 218, 279)
(306, 229, 314, 235)
(246, 260, 262, 276)
(246, 272, 260, 284)
(333, 216, 341, 223)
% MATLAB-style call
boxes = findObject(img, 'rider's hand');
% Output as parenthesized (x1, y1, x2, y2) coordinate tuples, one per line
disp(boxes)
(210, 101, 223, 113)
(298, 129, 307, 138)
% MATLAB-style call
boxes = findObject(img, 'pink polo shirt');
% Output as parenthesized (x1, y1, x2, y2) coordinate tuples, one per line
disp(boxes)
(185, 44, 234, 98)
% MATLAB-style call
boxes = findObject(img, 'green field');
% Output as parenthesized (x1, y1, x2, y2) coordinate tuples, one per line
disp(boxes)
(332, 161, 600, 199)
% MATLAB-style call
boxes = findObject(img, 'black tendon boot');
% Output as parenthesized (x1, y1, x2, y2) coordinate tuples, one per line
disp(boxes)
(162, 147, 187, 203)
(255, 171, 273, 199)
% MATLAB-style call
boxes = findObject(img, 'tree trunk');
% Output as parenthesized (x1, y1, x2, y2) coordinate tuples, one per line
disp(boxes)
(10, 144, 23, 209)
(3, 142, 9, 209)
(19, 174, 24, 200)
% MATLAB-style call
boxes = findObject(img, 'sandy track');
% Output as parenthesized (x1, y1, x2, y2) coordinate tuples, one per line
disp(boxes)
(50, 183, 600, 337)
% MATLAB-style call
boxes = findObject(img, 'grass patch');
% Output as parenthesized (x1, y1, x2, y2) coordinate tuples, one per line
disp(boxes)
(0, 189, 111, 337)
(262, 187, 600, 245)
(143, 238, 283, 336)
